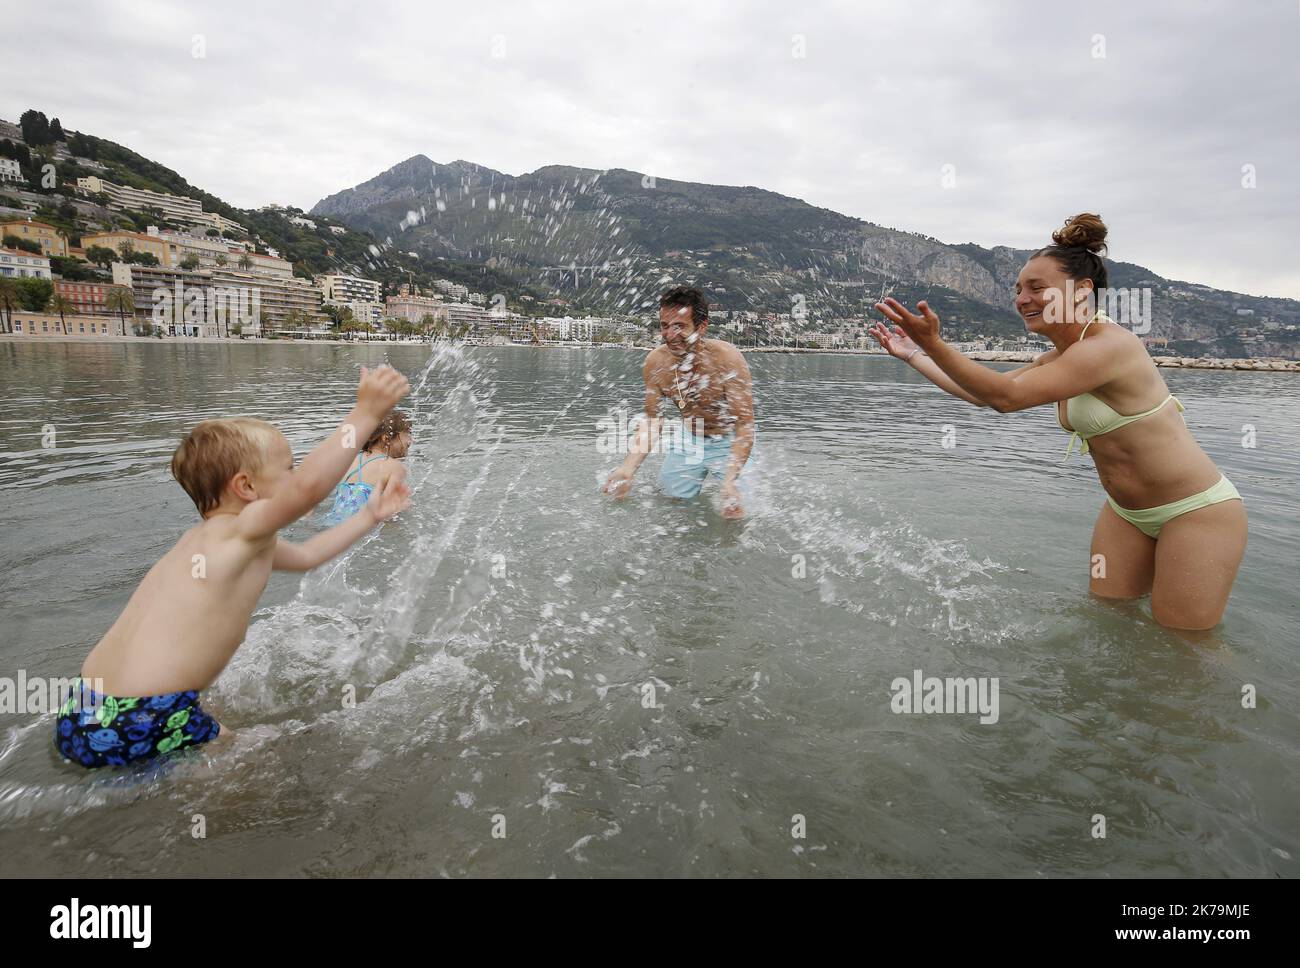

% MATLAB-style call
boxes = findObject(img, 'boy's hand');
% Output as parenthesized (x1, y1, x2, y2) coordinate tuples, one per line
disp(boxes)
(367, 475, 412, 522)
(357, 365, 410, 420)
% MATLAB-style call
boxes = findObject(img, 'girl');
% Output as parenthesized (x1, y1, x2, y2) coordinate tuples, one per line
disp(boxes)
(871, 213, 1246, 630)
(322, 409, 412, 525)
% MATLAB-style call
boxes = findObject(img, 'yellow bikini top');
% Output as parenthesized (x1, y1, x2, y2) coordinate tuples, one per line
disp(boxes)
(1059, 316, 1184, 458)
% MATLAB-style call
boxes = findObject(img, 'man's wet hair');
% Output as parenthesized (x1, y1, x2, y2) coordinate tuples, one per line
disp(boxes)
(659, 286, 708, 325)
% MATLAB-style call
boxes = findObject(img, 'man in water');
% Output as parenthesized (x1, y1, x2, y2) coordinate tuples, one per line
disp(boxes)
(603, 286, 755, 518)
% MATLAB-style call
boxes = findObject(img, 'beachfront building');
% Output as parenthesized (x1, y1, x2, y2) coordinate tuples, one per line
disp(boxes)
(112, 262, 212, 333)
(54, 279, 130, 316)
(327, 299, 384, 327)
(385, 292, 450, 326)
(539, 316, 602, 341)
(444, 301, 499, 332)
(0, 219, 68, 257)
(208, 266, 323, 330)
(0, 158, 21, 182)
(0, 247, 51, 278)
(8, 312, 119, 337)
(316, 273, 381, 304)
(807, 332, 846, 349)
(76, 176, 244, 234)
(111, 261, 324, 336)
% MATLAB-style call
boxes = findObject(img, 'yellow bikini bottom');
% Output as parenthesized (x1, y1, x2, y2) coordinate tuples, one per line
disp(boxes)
(1107, 475, 1242, 539)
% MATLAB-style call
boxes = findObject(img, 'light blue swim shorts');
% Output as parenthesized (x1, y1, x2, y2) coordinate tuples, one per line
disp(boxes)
(658, 431, 756, 499)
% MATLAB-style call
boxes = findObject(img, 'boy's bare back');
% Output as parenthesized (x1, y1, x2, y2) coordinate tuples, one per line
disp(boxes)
(82, 508, 282, 696)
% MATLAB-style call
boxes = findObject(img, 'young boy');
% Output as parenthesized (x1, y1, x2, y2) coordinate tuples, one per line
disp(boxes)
(54, 365, 412, 769)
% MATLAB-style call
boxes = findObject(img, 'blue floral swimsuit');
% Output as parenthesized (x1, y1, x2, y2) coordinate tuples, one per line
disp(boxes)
(321, 453, 387, 525)
(54, 678, 220, 769)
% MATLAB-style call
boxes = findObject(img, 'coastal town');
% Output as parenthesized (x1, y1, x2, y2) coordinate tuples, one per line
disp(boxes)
(2, 109, 1297, 370)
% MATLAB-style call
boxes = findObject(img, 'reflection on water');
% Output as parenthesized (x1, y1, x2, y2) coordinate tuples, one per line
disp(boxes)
(0, 340, 1296, 876)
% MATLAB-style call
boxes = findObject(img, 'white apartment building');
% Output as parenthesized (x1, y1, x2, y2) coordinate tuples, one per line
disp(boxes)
(77, 176, 245, 233)
(288, 215, 316, 229)
(540, 316, 598, 341)
(326, 299, 383, 325)
(0, 158, 21, 182)
(807, 333, 846, 349)
(0, 248, 51, 278)
(196, 211, 246, 235)
(316, 273, 381, 303)
(433, 279, 470, 301)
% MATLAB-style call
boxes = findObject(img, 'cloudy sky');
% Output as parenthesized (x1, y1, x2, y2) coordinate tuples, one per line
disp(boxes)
(10, 0, 1299, 297)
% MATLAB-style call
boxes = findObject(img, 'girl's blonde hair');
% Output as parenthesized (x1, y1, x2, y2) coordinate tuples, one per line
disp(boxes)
(365, 409, 412, 453)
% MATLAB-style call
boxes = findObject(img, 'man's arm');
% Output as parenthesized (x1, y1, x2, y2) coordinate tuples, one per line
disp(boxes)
(239, 366, 409, 540)
(721, 348, 755, 486)
(604, 354, 664, 497)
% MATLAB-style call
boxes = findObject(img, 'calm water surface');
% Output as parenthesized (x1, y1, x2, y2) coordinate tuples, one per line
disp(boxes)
(0, 340, 1296, 877)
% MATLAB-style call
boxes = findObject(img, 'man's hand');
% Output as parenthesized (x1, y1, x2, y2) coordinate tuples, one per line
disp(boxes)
(604, 466, 634, 500)
(367, 475, 412, 522)
(357, 365, 410, 421)
(721, 481, 744, 519)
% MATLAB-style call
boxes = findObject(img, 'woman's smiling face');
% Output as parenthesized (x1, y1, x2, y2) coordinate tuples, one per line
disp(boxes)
(1015, 255, 1093, 333)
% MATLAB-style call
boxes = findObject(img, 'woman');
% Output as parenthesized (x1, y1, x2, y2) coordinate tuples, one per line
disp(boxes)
(871, 213, 1246, 630)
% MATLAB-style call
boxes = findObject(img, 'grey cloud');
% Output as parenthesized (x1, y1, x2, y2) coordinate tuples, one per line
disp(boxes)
(8, 0, 1296, 296)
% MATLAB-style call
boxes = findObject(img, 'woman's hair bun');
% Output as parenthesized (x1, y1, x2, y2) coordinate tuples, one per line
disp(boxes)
(1051, 213, 1107, 255)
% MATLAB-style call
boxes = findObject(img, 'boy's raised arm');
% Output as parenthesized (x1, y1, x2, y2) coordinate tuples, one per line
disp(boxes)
(239, 366, 410, 540)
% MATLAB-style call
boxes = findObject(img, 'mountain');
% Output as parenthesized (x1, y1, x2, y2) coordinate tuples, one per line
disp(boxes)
(312, 155, 1300, 356)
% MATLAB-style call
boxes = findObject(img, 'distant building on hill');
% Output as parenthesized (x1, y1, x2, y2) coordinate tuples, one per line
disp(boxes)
(1, 218, 67, 256)
(76, 175, 244, 234)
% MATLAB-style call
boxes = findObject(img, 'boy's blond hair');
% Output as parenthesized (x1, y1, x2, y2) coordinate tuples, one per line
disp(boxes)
(171, 418, 280, 515)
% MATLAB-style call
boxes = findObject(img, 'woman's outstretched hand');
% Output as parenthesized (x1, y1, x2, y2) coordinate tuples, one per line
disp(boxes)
(874, 298, 943, 348)
(869, 321, 922, 360)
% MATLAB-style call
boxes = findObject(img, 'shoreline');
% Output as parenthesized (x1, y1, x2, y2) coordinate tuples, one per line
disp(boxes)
(3, 334, 1297, 371)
